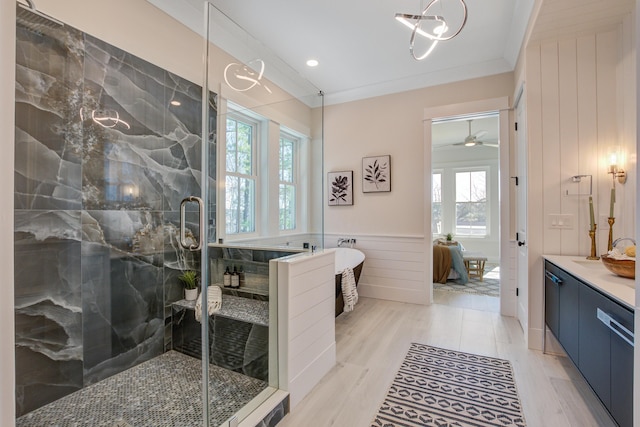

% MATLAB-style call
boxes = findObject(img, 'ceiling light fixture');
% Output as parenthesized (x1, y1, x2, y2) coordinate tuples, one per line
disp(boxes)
(306, 59, 319, 67)
(395, 0, 467, 61)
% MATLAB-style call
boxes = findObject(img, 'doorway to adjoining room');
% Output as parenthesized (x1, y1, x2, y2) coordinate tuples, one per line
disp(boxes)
(431, 112, 501, 312)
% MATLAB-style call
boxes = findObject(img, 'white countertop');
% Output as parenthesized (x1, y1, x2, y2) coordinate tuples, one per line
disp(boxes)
(543, 255, 635, 309)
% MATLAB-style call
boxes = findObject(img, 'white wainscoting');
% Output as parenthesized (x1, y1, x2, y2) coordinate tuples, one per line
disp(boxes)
(275, 251, 336, 409)
(325, 233, 428, 305)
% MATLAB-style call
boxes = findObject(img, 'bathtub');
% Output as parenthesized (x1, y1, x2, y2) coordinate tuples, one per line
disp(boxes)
(331, 248, 365, 317)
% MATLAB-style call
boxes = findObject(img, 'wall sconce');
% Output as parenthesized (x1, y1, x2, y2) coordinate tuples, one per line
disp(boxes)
(608, 151, 627, 184)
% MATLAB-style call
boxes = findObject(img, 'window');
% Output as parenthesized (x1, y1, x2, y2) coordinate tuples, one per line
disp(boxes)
(432, 172, 442, 234)
(279, 135, 297, 230)
(455, 170, 487, 236)
(225, 114, 256, 234)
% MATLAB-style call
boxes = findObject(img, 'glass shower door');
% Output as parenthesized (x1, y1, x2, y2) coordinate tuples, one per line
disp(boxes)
(198, 2, 324, 426)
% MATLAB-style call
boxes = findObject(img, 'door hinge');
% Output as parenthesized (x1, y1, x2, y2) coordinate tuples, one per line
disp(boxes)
(516, 288, 519, 296)
(515, 122, 518, 131)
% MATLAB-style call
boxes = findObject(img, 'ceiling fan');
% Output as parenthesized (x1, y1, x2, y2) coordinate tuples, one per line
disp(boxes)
(441, 119, 499, 148)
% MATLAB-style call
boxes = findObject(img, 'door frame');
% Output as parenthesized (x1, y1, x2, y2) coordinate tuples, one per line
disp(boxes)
(424, 97, 513, 315)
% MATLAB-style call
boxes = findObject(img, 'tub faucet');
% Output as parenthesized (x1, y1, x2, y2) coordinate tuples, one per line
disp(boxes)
(338, 238, 347, 247)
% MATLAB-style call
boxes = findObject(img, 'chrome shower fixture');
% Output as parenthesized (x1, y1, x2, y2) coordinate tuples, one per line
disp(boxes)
(16, 0, 65, 33)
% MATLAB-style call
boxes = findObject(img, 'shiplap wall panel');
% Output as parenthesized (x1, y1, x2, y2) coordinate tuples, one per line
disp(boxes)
(277, 251, 336, 408)
(289, 264, 334, 298)
(558, 39, 580, 255)
(540, 41, 562, 255)
(325, 234, 428, 304)
(525, 22, 633, 351)
(289, 296, 334, 340)
(596, 30, 620, 251)
(576, 35, 598, 256)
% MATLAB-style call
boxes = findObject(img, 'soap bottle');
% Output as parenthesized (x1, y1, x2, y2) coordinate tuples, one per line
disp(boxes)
(231, 266, 240, 288)
(223, 267, 231, 287)
(239, 266, 245, 287)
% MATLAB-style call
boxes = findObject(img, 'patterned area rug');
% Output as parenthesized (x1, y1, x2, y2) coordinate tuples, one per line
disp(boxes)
(434, 265, 500, 297)
(371, 344, 527, 427)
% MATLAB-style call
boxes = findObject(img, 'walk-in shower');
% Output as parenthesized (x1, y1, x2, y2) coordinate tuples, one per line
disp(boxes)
(14, 1, 323, 425)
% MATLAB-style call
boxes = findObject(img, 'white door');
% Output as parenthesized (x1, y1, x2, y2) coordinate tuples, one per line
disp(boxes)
(515, 90, 528, 334)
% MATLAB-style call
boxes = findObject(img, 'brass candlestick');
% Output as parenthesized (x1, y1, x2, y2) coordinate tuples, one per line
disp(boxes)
(587, 224, 599, 260)
(607, 217, 615, 252)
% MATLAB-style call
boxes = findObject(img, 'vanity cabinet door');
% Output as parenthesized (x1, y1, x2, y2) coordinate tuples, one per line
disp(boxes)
(545, 261, 580, 362)
(609, 302, 634, 427)
(578, 284, 611, 411)
(557, 271, 580, 363)
(544, 261, 560, 336)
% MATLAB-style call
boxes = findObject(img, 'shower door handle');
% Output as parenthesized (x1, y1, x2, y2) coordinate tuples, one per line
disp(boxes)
(179, 196, 205, 251)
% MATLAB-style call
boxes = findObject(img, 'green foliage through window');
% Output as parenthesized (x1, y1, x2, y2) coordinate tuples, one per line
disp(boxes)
(279, 136, 296, 230)
(226, 116, 256, 234)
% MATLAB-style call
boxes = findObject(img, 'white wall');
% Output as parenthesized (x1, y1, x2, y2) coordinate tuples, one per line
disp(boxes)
(323, 75, 514, 304)
(525, 16, 636, 350)
(0, 2, 16, 426)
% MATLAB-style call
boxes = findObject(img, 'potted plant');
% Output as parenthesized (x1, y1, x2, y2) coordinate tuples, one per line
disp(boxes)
(446, 233, 453, 242)
(179, 270, 198, 301)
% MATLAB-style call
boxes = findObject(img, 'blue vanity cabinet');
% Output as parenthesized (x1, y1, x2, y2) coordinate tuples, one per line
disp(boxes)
(545, 260, 634, 427)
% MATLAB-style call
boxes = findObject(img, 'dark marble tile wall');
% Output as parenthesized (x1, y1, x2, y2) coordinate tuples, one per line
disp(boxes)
(14, 10, 216, 416)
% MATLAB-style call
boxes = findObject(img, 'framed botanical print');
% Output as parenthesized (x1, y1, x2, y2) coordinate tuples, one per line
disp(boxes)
(362, 155, 391, 192)
(328, 171, 353, 206)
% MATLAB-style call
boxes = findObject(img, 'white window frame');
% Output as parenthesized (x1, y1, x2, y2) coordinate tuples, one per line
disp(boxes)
(224, 109, 260, 238)
(453, 166, 490, 237)
(278, 131, 299, 232)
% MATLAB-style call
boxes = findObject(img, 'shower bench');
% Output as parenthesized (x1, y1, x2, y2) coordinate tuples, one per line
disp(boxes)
(171, 294, 269, 381)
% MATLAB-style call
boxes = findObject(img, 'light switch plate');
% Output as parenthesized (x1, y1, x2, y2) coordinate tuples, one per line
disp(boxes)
(548, 214, 574, 229)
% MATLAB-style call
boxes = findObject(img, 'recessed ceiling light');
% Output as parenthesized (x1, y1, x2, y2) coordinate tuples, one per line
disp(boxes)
(170, 100, 181, 106)
(306, 59, 319, 67)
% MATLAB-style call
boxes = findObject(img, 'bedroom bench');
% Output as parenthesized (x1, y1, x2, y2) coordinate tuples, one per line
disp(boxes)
(462, 252, 487, 281)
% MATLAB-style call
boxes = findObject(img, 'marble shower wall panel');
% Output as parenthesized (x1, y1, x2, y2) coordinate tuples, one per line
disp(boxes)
(82, 211, 164, 385)
(14, 211, 83, 416)
(14, 23, 84, 210)
(82, 35, 210, 213)
(15, 8, 217, 417)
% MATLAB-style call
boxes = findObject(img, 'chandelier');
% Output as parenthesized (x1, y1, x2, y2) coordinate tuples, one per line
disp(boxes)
(395, 0, 468, 61)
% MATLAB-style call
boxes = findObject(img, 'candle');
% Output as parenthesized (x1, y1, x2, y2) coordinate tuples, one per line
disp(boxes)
(610, 188, 615, 218)
(589, 196, 595, 231)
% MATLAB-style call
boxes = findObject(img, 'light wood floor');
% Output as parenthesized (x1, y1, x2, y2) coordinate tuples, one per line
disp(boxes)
(277, 291, 616, 427)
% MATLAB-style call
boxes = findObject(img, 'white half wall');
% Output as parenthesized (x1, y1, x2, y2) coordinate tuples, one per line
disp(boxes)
(276, 251, 336, 409)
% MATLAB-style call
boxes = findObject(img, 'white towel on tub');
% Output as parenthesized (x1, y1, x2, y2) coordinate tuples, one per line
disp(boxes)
(341, 267, 358, 312)
(195, 285, 222, 323)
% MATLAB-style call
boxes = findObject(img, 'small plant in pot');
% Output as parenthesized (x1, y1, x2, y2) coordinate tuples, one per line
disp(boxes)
(179, 270, 199, 301)
(446, 233, 453, 242)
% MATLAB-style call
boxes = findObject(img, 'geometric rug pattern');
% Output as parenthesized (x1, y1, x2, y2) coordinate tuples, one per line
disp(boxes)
(434, 265, 500, 297)
(371, 344, 527, 427)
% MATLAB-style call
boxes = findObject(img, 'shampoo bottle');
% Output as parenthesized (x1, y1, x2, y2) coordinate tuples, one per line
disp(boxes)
(223, 267, 231, 287)
(231, 266, 240, 288)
